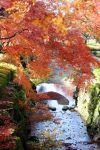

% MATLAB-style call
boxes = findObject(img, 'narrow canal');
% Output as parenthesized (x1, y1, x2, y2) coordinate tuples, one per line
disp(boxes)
(30, 83, 99, 150)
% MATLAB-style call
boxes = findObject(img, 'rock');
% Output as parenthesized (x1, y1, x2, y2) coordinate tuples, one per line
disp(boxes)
(77, 81, 100, 137)
(0, 119, 4, 125)
(28, 136, 39, 143)
(93, 133, 100, 142)
(69, 107, 76, 112)
(27, 141, 36, 150)
(66, 137, 71, 140)
(48, 106, 56, 111)
(62, 105, 75, 111)
(69, 106, 75, 109)
(62, 105, 69, 111)
(15, 137, 24, 150)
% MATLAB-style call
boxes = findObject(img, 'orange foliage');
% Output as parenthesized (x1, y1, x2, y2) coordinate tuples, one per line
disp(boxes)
(0, 0, 99, 109)
(0, 115, 16, 149)
(0, 1, 100, 148)
(0, 0, 99, 101)
(73, 0, 100, 39)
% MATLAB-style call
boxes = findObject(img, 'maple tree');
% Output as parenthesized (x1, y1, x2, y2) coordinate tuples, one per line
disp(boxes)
(0, 0, 100, 116)
(0, 0, 100, 123)
(0, 0, 100, 149)
(0, 0, 99, 87)
(73, 0, 100, 40)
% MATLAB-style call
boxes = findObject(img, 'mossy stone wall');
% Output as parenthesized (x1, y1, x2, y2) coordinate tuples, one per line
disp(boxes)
(77, 82, 100, 137)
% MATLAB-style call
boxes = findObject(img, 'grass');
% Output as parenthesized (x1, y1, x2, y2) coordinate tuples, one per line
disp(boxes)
(87, 39, 100, 50)
(0, 62, 17, 71)
(87, 39, 100, 57)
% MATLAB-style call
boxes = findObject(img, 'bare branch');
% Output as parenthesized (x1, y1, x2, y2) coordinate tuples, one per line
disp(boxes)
(0, 29, 28, 40)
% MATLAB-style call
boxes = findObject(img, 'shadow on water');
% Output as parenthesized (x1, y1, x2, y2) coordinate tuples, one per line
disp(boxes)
(30, 83, 99, 150)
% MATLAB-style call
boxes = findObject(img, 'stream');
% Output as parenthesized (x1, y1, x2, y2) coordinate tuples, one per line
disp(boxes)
(30, 83, 99, 150)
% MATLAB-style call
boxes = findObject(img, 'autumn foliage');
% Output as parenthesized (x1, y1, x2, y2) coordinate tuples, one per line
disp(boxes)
(0, 0, 100, 149)
(0, 0, 100, 89)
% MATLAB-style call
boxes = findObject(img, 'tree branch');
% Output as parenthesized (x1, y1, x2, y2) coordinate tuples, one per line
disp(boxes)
(0, 29, 28, 40)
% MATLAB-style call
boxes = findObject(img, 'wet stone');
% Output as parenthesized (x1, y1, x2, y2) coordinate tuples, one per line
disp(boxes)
(62, 105, 69, 111)
(66, 137, 72, 140)
(48, 106, 56, 111)
(28, 136, 39, 143)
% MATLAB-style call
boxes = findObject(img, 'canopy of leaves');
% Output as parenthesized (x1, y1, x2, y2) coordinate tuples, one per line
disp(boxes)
(0, 1, 100, 149)
(0, 0, 100, 109)
(0, 0, 100, 90)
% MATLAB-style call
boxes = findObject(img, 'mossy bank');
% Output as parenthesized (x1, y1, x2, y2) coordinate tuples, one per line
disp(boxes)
(77, 68, 100, 142)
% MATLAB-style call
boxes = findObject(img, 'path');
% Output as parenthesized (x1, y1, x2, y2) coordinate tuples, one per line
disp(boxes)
(30, 83, 99, 150)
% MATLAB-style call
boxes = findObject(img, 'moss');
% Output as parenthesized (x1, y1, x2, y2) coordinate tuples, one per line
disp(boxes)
(0, 62, 30, 150)
(13, 84, 26, 100)
(86, 115, 92, 125)
(86, 84, 100, 136)
(14, 137, 24, 150)
(0, 63, 16, 94)
(77, 74, 100, 137)
(13, 119, 30, 150)
(11, 84, 30, 149)
(30, 78, 47, 86)
(11, 84, 27, 122)
(88, 84, 100, 125)
(91, 101, 100, 133)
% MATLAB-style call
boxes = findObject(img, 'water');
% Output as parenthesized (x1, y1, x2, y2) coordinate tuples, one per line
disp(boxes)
(31, 83, 99, 150)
